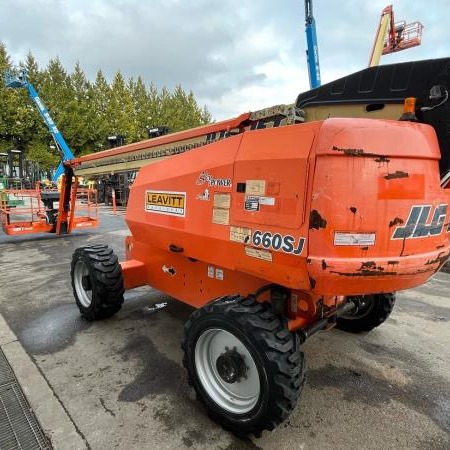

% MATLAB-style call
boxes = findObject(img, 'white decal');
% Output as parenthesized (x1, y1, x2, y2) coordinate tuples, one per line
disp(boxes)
(162, 265, 176, 276)
(196, 188, 210, 201)
(334, 232, 376, 246)
(245, 246, 273, 262)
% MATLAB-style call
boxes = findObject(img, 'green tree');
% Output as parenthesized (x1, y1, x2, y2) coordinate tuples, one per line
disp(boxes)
(0, 42, 13, 153)
(106, 70, 136, 143)
(0, 42, 213, 172)
(130, 75, 154, 140)
(91, 69, 111, 152)
(64, 61, 95, 155)
(26, 139, 59, 170)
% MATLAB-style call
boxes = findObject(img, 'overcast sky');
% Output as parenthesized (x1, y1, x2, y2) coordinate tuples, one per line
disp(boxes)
(1, 0, 449, 120)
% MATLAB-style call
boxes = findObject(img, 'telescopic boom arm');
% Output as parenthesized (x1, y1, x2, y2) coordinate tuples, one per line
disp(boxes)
(304, 0, 321, 89)
(4, 69, 75, 181)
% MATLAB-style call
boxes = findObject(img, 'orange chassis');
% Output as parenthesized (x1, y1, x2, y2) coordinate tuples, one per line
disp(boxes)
(97, 117, 450, 331)
(70, 116, 450, 435)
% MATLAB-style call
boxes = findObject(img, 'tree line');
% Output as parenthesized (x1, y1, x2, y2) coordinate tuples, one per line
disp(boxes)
(0, 42, 212, 171)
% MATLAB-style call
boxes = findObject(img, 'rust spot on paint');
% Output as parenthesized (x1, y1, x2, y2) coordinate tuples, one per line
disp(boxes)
(310, 210, 327, 230)
(389, 217, 404, 228)
(375, 156, 390, 163)
(350, 207, 357, 214)
(309, 276, 316, 289)
(331, 267, 435, 277)
(332, 146, 387, 159)
(330, 270, 397, 277)
(388, 260, 399, 266)
(357, 261, 386, 274)
(332, 145, 364, 156)
(322, 259, 329, 270)
(359, 261, 376, 270)
(384, 171, 409, 180)
(360, 246, 369, 251)
(425, 252, 449, 266)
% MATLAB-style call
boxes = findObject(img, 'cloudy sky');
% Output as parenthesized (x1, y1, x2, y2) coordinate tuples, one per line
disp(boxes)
(1, 0, 449, 120)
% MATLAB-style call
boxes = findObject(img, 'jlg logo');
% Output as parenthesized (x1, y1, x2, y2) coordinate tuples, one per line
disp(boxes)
(392, 204, 448, 239)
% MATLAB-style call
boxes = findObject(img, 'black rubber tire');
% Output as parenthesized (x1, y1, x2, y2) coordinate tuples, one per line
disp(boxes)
(71, 244, 124, 321)
(181, 295, 305, 436)
(336, 293, 396, 333)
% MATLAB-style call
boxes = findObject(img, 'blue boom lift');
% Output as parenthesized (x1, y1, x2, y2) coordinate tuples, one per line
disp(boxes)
(304, 0, 321, 89)
(4, 69, 75, 181)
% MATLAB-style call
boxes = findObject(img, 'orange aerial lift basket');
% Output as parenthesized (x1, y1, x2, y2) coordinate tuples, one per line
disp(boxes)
(0, 175, 98, 236)
(369, 5, 423, 67)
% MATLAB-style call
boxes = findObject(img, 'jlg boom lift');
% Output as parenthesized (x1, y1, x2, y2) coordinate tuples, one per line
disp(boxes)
(69, 55, 450, 435)
(369, 4, 423, 67)
(0, 69, 98, 235)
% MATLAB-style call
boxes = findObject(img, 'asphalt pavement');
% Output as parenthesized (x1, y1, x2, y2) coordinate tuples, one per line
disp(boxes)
(0, 207, 449, 449)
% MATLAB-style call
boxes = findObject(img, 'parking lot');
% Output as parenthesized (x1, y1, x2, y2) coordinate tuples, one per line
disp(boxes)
(0, 207, 449, 449)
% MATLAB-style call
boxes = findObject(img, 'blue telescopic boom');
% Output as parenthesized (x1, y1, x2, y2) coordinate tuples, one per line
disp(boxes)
(4, 69, 75, 181)
(304, 0, 321, 89)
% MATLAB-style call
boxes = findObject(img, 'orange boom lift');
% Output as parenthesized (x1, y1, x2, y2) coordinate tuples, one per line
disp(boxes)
(69, 59, 450, 435)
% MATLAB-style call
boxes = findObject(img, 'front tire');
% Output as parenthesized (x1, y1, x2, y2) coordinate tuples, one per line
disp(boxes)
(336, 293, 396, 333)
(182, 296, 305, 436)
(71, 245, 124, 321)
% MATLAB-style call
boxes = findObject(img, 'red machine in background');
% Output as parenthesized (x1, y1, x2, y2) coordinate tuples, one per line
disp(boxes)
(0, 170, 98, 236)
(369, 4, 423, 67)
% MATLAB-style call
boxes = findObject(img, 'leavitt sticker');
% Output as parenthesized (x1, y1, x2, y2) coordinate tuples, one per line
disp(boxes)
(145, 190, 186, 216)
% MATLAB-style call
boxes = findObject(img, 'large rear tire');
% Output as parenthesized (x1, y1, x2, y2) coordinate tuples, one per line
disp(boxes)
(71, 245, 124, 321)
(336, 293, 396, 333)
(182, 295, 305, 436)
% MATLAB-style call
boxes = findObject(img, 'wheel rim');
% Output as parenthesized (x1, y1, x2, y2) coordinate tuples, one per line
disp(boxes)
(340, 295, 376, 320)
(194, 328, 260, 414)
(73, 260, 92, 308)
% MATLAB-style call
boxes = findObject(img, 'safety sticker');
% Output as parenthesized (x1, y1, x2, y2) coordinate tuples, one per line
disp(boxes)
(162, 265, 176, 276)
(245, 246, 273, 262)
(196, 188, 210, 201)
(334, 232, 376, 246)
(214, 193, 231, 209)
(229, 226, 252, 243)
(212, 208, 229, 225)
(207, 265, 214, 278)
(146, 190, 186, 216)
(215, 268, 224, 280)
(259, 196, 275, 206)
(245, 196, 260, 211)
(246, 180, 266, 196)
